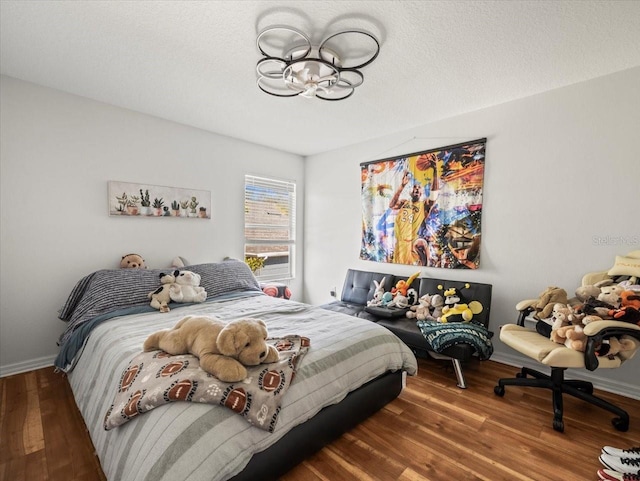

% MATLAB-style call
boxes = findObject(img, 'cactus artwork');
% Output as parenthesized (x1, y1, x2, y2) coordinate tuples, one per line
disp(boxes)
(140, 189, 151, 207)
(189, 196, 199, 214)
(109, 182, 210, 220)
(115, 192, 128, 213)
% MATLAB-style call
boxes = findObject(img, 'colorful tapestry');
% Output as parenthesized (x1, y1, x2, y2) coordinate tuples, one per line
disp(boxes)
(360, 139, 486, 269)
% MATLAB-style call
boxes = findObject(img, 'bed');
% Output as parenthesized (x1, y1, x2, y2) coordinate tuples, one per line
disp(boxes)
(55, 260, 418, 481)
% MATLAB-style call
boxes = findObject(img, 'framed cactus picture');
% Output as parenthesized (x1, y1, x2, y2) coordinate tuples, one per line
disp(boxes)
(108, 181, 211, 219)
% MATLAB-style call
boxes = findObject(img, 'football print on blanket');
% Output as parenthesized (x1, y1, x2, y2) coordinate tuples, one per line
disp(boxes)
(223, 387, 250, 414)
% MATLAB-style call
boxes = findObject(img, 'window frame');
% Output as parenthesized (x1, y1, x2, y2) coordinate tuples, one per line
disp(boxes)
(244, 174, 296, 281)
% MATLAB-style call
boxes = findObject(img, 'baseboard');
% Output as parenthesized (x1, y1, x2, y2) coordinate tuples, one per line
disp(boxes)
(490, 352, 640, 401)
(0, 355, 56, 378)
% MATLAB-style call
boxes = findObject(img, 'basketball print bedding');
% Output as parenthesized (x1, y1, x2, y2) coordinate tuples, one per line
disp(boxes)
(57, 260, 417, 481)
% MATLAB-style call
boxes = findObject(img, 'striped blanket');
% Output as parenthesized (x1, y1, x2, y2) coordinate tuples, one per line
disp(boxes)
(66, 294, 417, 481)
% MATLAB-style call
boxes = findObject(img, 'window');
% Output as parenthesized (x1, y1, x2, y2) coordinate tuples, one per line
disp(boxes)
(244, 175, 296, 281)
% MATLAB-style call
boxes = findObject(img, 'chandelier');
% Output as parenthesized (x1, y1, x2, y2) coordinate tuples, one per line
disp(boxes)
(256, 26, 380, 101)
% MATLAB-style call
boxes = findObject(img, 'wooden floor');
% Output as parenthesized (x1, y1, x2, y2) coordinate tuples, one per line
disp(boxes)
(2, 357, 640, 481)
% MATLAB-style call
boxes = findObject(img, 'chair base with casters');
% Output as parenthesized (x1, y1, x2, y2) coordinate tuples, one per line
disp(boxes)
(494, 364, 629, 433)
(495, 321, 640, 433)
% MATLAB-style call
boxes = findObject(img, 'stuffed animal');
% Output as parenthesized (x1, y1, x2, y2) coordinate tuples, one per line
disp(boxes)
(171, 256, 189, 268)
(380, 291, 393, 307)
(549, 303, 589, 350)
(596, 336, 639, 359)
(169, 270, 207, 303)
(367, 277, 386, 307)
(608, 306, 640, 326)
(429, 294, 445, 321)
(573, 279, 614, 306)
(120, 253, 146, 269)
(406, 294, 432, 320)
(533, 287, 569, 320)
(438, 284, 483, 323)
(546, 303, 574, 340)
(439, 301, 483, 323)
(598, 284, 624, 307)
(552, 324, 588, 352)
(406, 288, 419, 306)
(620, 290, 640, 310)
(148, 271, 178, 313)
(388, 291, 410, 308)
(538, 303, 568, 338)
(618, 280, 640, 293)
(391, 272, 420, 298)
(574, 295, 615, 323)
(143, 316, 280, 382)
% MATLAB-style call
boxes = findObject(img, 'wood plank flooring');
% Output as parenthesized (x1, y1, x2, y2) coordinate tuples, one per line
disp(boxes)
(2, 357, 639, 481)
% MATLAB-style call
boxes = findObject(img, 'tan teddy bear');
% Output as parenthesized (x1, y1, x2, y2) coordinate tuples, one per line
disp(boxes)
(143, 316, 280, 382)
(549, 303, 588, 351)
(120, 253, 146, 269)
(533, 287, 569, 320)
(553, 324, 588, 352)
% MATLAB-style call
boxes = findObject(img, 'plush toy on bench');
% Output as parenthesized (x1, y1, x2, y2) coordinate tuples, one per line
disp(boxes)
(406, 293, 444, 321)
(367, 277, 387, 307)
(438, 284, 483, 323)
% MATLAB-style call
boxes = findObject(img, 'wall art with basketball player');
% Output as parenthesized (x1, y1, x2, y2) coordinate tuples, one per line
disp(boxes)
(360, 138, 486, 269)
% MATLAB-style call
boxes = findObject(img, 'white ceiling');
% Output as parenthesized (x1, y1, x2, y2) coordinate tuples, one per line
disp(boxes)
(2, 1, 640, 157)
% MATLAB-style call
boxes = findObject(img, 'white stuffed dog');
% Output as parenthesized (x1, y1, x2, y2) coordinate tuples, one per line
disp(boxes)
(169, 270, 207, 303)
(148, 270, 178, 313)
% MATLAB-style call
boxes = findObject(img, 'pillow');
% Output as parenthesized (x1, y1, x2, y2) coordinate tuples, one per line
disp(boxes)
(608, 256, 640, 278)
(58, 260, 262, 343)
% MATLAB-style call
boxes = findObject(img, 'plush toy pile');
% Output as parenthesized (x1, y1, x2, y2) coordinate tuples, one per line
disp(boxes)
(403, 283, 484, 323)
(529, 250, 640, 353)
(365, 275, 486, 324)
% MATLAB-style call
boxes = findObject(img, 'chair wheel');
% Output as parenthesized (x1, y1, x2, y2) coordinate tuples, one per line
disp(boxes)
(494, 385, 505, 397)
(515, 372, 526, 378)
(553, 419, 564, 432)
(612, 417, 629, 432)
(575, 383, 594, 394)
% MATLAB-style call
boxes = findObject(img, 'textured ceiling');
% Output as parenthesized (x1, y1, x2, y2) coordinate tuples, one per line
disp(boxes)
(2, 1, 640, 156)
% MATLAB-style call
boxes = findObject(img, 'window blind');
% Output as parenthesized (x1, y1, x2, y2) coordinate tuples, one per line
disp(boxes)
(244, 175, 296, 281)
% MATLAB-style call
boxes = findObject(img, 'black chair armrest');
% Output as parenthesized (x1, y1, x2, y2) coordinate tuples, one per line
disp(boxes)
(583, 322, 640, 371)
(517, 307, 535, 327)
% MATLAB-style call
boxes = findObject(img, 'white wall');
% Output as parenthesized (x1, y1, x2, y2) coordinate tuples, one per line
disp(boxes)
(0, 76, 305, 375)
(304, 67, 640, 398)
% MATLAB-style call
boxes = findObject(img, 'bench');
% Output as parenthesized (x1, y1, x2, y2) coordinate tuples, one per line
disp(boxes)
(320, 269, 493, 388)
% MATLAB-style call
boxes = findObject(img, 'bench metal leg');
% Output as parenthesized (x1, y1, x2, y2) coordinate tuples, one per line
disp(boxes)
(452, 359, 467, 389)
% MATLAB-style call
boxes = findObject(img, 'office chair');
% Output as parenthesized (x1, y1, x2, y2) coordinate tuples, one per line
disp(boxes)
(494, 271, 640, 432)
